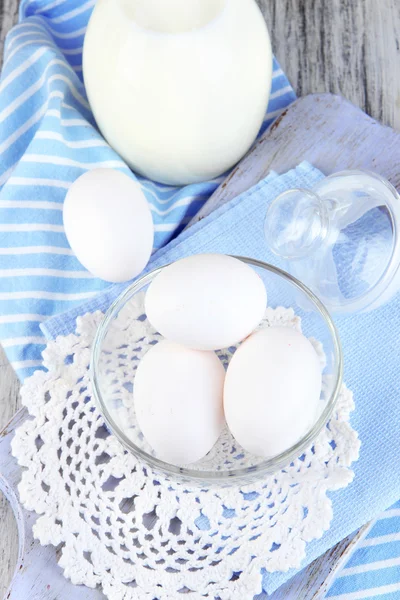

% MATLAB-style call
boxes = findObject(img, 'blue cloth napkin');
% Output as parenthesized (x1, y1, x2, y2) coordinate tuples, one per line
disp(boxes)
(0, 0, 295, 381)
(2, 1, 399, 597)
(43, 162, 400, 597)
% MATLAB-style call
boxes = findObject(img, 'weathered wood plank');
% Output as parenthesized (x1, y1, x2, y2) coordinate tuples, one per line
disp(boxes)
(257, 0, 400, 130)
(191, 93, 400, 225)
(2, 0, 400, 596)
(0, 347, 20, 599)
(0, 0, 19, 66)
(269, 523, 372, 600)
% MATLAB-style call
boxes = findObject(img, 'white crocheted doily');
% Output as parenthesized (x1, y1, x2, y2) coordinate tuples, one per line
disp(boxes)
(12, 301, 360, 600)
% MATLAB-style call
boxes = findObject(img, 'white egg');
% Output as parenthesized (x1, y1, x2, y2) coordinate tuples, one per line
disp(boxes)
(224, 327, 322, 458)
(134, 340, 225, 465)
(63, 169, 154, 283)
(145, 254, 267, 351)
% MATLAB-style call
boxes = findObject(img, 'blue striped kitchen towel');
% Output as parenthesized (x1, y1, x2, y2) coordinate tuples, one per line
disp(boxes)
(326, 501, 400, 599)
(0, 0, 296, 381)
(2, 2, 399, 599)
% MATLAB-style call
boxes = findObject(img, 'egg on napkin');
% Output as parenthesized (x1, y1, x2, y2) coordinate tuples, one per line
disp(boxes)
(224, 326, 322, 458)
(145, 254, 267, 350)
(134, 340, 225, 465)
(63, 168, 154, 283)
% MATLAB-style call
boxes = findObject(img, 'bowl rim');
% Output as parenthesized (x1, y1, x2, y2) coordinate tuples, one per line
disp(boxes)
(90, 255, 343, 484)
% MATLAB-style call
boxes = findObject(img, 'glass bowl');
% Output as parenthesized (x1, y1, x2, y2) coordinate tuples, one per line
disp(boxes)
(90, 256, 343, 485)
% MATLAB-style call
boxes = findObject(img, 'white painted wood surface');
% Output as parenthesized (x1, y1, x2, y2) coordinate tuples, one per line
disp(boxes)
(191, 93, 400, 225)
(1, 0, 400, 596)
(0, 347, 20, 599)
(260, 0, 400, 131)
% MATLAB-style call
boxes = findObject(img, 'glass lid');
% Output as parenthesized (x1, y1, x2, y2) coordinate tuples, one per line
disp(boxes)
(264, 170, 400, 314)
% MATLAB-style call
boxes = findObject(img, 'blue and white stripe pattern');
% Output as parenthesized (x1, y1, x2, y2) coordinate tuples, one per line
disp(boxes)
(327, 500, 400, 599)
(0, 0, 296, 381)
(3, 2, 400, 598)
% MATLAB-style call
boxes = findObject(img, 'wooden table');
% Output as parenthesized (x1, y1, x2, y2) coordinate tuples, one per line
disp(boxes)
(0, 0, 399, 596)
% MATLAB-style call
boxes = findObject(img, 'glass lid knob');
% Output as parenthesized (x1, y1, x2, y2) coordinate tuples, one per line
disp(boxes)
(264, 170, 400, 314)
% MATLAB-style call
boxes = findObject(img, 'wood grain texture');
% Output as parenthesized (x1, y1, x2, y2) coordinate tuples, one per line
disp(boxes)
(0, 0, 18, 66)
(0, 347, 20, 599)
(191, 93, 400, 224)
(0, 0, 400, 596)
(257, 0, 400, 130)
(0, 493, 18, 599)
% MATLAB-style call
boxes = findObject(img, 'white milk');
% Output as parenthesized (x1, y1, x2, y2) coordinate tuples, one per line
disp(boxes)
(83, 0, 272, 185)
